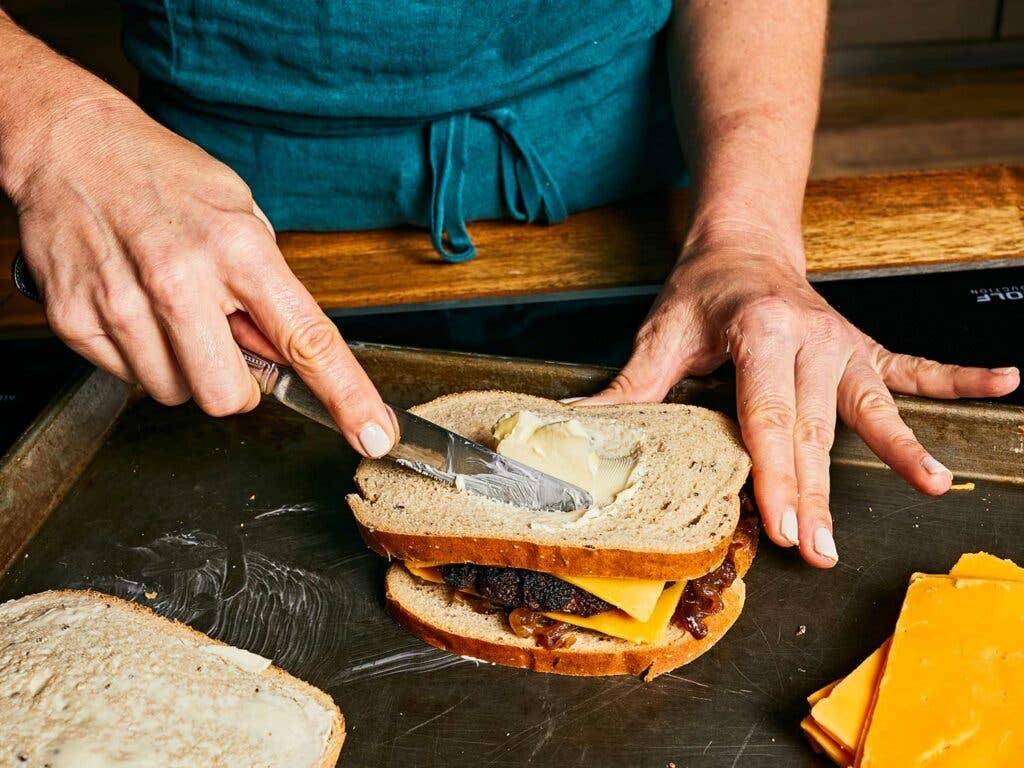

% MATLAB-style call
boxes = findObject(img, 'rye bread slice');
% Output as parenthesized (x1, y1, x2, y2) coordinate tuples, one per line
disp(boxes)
(349, 391, 751, 580)
(0, 590, 344, 768)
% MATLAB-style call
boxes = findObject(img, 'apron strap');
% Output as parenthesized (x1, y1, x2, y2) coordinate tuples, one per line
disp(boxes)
(429, 113, 475, 263)
(427, 108, 567, 263)
(481, 107, 567, 227)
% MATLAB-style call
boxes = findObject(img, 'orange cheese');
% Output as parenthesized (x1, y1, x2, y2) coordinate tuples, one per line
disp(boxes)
(405, 563, 444, 583)
(805, 553, 1024, 767)
(859, 574, 1024, 767)
(556, 574, 666, 622)
(810, 640, 889, 753)
(949, 551, 1024, 581)
(806, 680, 839, 707)
(404, 562, 666, 622)
(544, 581, 686, 644)
(800, 716, 853, 767)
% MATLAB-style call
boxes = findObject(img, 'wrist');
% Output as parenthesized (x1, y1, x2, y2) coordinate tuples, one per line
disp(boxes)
(683, 178, 807, 274)
(0, 24, 124, 201)
(681, 198, 807, 275)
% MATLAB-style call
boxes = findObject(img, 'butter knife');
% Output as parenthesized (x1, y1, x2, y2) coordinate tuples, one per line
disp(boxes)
(241, 349, 593, 513)
(9, 250, 592, 512)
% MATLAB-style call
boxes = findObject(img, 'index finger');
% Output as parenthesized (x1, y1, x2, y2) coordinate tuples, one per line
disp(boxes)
(229, 237, 397, 457)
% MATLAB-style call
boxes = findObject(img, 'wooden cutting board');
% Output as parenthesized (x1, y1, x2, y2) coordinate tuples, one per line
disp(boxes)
(1, 165, 1022, 331)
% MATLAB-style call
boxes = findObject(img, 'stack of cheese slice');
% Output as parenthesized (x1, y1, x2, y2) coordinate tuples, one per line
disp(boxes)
(406, 564, 679, 644)
(802, 552, 1024, 767)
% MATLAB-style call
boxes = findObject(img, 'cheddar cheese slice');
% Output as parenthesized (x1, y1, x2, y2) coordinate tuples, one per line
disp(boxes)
(404, 562, 666, 621)
(544, 581, 687, 644)
(809, 640, 889, 753)
(806, 552, 1024, 766)
(556, 574, 665, 622)
(800, 716, 853, 767)
(858, 574, 1024, 767)
(806, 679, 839, 707)
(949, 551, 1024, 581)
(406, 563, 444, 583)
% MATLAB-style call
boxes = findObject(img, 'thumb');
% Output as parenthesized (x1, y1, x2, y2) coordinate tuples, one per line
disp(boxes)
(575, 338, 687, 407)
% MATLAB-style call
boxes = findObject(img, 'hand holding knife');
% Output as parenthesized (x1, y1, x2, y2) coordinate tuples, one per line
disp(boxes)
(13, 250, 591, 513)
(241, 348, 592, 512)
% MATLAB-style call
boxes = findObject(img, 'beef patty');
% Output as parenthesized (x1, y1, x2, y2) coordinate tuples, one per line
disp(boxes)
(439, 563, 614, 617)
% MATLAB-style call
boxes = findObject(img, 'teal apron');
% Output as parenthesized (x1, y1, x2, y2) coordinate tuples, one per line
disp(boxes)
(121, 1, 684, 262)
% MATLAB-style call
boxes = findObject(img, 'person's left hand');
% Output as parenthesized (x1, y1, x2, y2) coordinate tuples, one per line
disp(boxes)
(577, 224, 1020, 568)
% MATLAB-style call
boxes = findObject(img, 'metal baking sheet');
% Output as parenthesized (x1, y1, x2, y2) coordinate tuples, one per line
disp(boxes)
(2, 343, 1023, 767)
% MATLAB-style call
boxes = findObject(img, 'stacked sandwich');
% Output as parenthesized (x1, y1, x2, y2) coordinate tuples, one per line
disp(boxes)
(348, 391, 758, 679)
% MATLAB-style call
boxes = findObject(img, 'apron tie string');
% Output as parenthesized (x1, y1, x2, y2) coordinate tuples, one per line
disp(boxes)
(480, 107, 567, 227)
(429, 113, 474, 262)
(427, 108, 566, 263)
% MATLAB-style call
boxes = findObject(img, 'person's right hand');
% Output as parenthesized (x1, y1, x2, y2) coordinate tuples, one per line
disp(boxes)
(5, 79, 396, 458)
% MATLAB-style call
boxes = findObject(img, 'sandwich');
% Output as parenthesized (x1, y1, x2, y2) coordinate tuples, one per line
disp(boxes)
(347, 391, 757, 680)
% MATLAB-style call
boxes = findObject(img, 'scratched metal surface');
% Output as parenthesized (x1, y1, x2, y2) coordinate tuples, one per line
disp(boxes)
(2, 392, 1023, 766)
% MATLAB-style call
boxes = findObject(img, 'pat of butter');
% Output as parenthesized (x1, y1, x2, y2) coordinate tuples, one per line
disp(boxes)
(493, 411, 637, 508)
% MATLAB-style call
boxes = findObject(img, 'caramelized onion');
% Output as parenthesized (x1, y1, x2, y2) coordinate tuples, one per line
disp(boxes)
(508, 607, 576, 649)
(451, 590, 504, 615)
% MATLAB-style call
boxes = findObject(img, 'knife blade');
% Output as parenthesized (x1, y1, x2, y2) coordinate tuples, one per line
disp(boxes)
(241, 349, 593, 513)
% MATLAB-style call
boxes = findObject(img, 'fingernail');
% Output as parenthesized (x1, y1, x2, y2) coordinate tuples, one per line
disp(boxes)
(780, 508, 800, 546)
(813, 527, 838, 562)
(922, 455, 951, 476)
(359, 422, 392, 458)
(990, 366, 1019, 376)
(559, 396, 584, 404)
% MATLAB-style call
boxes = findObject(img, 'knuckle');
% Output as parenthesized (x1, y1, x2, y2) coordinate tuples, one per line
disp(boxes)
(853, 387, 896, 421)
(326, 378, 366, 416)
(150, 386, 191, 407)
(745, 295, 798, 324)
(794, 415, 835, 452)
(195, 385, 254, 418)
(210, 163, 251, 195)
(215, 218, 275, 269)
(285, 316, 342, 372)
(746, 398, 795, 432)
(607, 360, 671, 403)
(889, 433, 922, 456)
(103, 291, 148, 333)
(808, 311, 846, 345)
(46, 302, 95, 346)
(914, 358, 950, 389)
(736, 296, 800, 348)
(145, 261, 192, 305)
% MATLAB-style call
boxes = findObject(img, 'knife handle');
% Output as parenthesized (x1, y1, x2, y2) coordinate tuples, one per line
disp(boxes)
(240, 348, 281, 394)
(11, 250, 42, 303)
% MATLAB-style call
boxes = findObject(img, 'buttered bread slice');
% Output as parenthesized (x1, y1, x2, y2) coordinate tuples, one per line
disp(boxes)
(348, 391, 751, 580)
(0, 590, 344, 768)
